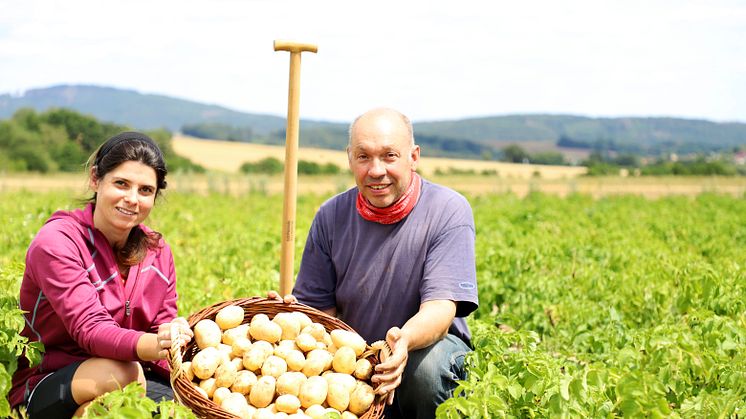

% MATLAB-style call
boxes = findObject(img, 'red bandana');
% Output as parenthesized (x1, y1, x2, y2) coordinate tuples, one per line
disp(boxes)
(356, 172, 422, 224)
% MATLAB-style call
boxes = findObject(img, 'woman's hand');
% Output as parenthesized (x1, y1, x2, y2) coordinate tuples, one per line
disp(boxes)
(138, 317, 194, 361)
(372, 326, 410, 405)
(267, 290, 298, 304)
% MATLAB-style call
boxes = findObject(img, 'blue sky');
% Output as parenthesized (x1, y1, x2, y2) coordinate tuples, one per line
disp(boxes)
(1, 0, 744, 123)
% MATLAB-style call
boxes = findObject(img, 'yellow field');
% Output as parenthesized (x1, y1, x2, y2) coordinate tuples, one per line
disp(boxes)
(171, 135, 588, 180)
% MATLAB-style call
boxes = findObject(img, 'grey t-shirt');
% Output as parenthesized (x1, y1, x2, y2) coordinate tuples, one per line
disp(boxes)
(294, 179, 478, 345)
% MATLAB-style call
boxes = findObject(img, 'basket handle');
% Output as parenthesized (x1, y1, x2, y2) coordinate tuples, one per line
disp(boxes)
(168, 324, 186, 404)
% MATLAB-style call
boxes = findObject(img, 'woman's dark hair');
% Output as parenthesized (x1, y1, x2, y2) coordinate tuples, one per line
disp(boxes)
(87, 131, 168, 267)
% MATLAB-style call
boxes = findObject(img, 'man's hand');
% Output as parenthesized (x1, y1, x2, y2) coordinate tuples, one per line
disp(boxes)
(372, 326, 410, 405)
(266, 290, 298, 304)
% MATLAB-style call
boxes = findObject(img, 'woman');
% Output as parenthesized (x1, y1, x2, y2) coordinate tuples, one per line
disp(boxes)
(10, 131, 193, 418)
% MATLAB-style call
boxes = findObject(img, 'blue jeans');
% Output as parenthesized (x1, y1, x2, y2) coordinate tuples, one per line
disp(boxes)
(385, 334, 470, 419)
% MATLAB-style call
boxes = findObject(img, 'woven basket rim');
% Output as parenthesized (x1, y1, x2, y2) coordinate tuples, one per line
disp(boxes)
(169, 297, 388, 419)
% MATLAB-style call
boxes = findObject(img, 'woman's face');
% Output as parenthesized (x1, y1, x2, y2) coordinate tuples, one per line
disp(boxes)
(90, 160, 158, 246)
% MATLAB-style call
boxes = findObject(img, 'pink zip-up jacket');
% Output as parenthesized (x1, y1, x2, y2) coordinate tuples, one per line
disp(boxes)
(10, 203, 178, 408)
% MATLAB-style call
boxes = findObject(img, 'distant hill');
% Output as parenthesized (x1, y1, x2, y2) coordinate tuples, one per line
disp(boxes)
(2, 85, 745, 158)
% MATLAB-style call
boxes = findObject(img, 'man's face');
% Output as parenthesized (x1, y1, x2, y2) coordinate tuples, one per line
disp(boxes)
(347, 112, 420, 208)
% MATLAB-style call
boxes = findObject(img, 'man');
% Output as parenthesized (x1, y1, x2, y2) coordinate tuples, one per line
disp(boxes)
(292, 107, 479, 418)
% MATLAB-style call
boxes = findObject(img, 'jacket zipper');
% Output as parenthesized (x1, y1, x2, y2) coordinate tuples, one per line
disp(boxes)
(125, 300, 131, 316)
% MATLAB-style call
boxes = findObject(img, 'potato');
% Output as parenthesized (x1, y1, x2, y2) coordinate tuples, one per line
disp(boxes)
(303, 404, 327, 419)
(193, 383, 208, 399)
(249, 375, 276, 408)
(222, 324, 250, 346)
(285, 349, 306, 372)
(192, 346, 221, 379)
(348, 381, 375, 415)
(261, 355, 288, 378)
(301, 323, 326, 341)
(330, 330, 366, 357)
(212, 386, 232, 406)
(221, 392, 251, 418)
(214, 360, 238, 388)
(276, 372, 307, 397)
(326, 382, 350, 412)
(332, 346, 356, 374)
(250, 313, 270, 327)
(229, 356, 244, 372)
(181, 361, 194, 382)
(230, 336, 252, 358)
(194, 319, 222, 349)
(243, 346, 269, 371)
(295, 333, 318, 353)
(250, 320, 283, 343)
(275, 394, 301, 414)
(292, 312, 313, 330)
(252, 340, 275, 357)
(198, 377, 218, 398)
(253, 408, 274, 419)
(273, 312, 302, 340)
(353, 359, 373, 380)
(298, 376, 328, 408)
(288, 413, 313, 419)
(216, 305, 245, 330)
(217, 343, 233, 364)
(324, 373, 356, 394)
(302, 349, 331, 377)
(231, 369, 257, 395)
(341, 412, 358, 419)
(274, 340, 298, 359)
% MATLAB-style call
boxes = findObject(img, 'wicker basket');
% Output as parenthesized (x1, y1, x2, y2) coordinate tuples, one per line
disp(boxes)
(169, 297, 389, 419)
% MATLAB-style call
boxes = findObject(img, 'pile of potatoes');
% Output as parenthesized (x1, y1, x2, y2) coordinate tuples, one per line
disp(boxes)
(181, 305, 377, 419)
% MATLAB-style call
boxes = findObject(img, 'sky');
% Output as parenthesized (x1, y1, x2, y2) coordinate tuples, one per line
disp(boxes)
(1, 0, 745, 123)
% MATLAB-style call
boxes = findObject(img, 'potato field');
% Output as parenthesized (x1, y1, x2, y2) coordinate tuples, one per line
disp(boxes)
(1, 188, 745, 418)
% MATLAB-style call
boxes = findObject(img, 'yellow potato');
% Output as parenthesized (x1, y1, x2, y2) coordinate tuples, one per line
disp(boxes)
(191, 346, 221, 379)
(214, 360, 238, 388)
(295, 333, 318, 353)
(221, 392, 251, 418)
(193, 383, 208, 399)
(250, 313, 270, 327)
(302, 349, 331, 377)
(348, 381, 375, 415)
(181, 361, 194, 382)
(230, 370, 257, 395)
(249, 375, 276, 408)
(261, 355, 288, 378)
(275, 394, 301, 414)
(353, 359, 373, 380)
(301, 323, 326, 341)
(285, 349, 306, 372)
(276, 372, 307, 397)
(298, 376, 328, 408)
(252, 340, 275, 357)
(303, 404, 327, 419)
(231, 336, 252, 358)
(324, 373, 356, 394)
(194, 319, 222, 349)
(198, 377, 218, 398)
(341, 412, 359, 419)
(273, 312, 301, 340)
(212, 386, 231, 406)
(215, 305, 245, 330)
(222, 324, 250, 346)
(250, 321, 283, 343)
(242, 347, 269, 372)
(332, 346, 356, 374)
(330, 330, 366, 357)
(229, 356, 244, 372)
(253, 408, 274, 419)
(326, 382, 350, 412)
(291, 312, 313, 330)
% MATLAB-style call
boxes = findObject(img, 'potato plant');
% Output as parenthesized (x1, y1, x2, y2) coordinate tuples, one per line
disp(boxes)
(1, 190, 745, 418)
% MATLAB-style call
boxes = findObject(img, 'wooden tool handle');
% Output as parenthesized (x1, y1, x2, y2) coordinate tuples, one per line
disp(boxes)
(274, 40, 318, 54)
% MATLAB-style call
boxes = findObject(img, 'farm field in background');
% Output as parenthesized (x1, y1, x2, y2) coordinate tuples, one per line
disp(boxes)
(1, 189, 745, 417)
(3, 172, 746, 199)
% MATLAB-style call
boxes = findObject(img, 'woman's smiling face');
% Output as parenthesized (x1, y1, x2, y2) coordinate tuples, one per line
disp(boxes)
(90, 160, 157, 246)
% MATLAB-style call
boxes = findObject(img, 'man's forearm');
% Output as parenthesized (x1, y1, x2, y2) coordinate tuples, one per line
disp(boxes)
(400, 300, 456, 351)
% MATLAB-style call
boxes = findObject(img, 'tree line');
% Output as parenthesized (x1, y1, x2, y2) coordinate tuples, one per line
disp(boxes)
(0, 108, 204, 174)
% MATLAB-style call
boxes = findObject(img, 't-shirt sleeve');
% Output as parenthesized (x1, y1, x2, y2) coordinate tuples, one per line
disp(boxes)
(294, 213, 337, 311)
(421, 195, 479, 318)
(27, 228, 142, 360)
